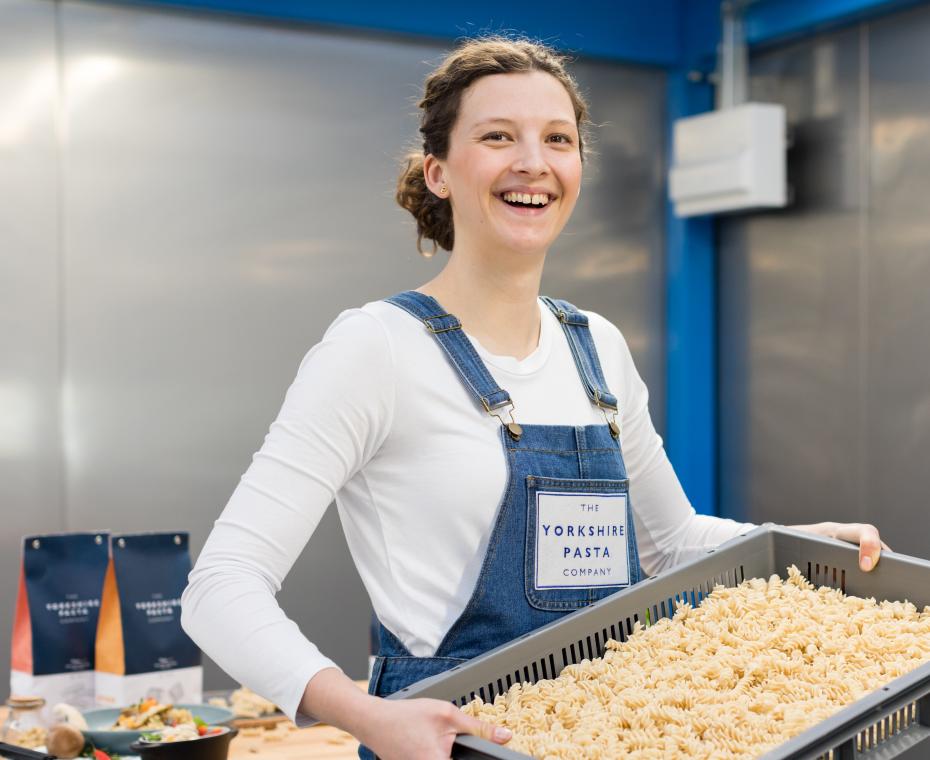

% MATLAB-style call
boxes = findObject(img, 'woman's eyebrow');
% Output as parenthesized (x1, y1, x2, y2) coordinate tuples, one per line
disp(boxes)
(470, 117, 576, 129)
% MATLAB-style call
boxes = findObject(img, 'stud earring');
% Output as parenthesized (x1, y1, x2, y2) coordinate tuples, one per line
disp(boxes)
(440, 184, 447, 196)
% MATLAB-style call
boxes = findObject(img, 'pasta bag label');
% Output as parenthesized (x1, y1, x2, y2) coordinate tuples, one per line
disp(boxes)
(94, 532, 201, 706)
(10, 532, 109, 712)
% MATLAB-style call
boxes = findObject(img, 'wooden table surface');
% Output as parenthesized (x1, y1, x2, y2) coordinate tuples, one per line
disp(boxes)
(228, 720, 359, 759)
(225, 681, 364, 760)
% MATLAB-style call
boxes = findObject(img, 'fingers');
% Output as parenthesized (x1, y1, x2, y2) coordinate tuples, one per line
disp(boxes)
(855, 524, 883, 572)
(829, 523, 885, 571)
(452, 708, 512, 745)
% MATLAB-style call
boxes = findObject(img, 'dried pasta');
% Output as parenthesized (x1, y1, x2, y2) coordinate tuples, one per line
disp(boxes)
(462, 566, 930, 759)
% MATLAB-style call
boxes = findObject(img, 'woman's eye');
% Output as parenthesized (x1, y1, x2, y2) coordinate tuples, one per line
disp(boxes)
(482, 132, 509, 142)
(548, 134, 574, 145)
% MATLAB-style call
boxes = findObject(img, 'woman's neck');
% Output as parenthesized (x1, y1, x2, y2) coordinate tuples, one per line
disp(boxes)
(418, 244, 546, 361)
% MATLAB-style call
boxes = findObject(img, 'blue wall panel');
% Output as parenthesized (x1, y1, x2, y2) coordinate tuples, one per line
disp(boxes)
(746, 0, 927, 47)
(664, 71, 716, 516)
(114, 0, 683, 65)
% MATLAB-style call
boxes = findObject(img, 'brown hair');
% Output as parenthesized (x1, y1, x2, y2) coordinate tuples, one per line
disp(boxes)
(396, 37, 590, 256)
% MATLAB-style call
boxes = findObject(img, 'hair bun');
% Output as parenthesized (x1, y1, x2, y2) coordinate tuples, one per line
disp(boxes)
(395, 152, 453, 256)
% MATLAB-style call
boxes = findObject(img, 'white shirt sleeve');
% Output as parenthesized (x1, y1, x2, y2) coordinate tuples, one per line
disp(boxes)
(180, 309, 395, 722)
(600, 318, 756, 575)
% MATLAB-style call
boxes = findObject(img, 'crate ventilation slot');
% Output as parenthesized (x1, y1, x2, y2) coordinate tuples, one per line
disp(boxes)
(856, 702, 917, 751)
(806, 561, 846, 593)
(808, 697, 922, 758)
(455, 652, 561, 707)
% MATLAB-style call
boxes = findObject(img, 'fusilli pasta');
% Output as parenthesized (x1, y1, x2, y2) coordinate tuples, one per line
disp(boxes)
(462, 566, 930, 759)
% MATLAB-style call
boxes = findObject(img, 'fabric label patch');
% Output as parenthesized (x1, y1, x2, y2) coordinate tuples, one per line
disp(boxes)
(534, 491, 630, 589)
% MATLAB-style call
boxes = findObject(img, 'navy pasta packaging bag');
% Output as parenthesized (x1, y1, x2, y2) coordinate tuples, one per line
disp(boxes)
(94, 532, 202, 706)
(10, 532, 109, 711)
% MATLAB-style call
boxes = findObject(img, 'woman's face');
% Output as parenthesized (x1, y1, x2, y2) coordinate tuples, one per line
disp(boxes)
(428, 71, 583, 258)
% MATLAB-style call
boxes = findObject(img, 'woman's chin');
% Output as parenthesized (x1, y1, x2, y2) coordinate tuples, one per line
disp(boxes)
(491, 230, 556, 258)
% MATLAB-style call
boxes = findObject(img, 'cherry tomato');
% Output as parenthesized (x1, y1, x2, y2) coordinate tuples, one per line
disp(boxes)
(198, 725, 208, 736)
(94, 750, 112, 760)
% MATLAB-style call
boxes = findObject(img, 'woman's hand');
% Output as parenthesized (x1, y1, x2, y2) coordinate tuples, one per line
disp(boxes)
(361, 697, 511, 760)
(789, 521, 891, 572)
(301, 668, 511, 760)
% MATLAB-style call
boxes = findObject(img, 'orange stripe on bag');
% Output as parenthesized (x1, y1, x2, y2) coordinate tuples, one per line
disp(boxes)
(94, 560, 125, 676)
(11, 562, 33, 674)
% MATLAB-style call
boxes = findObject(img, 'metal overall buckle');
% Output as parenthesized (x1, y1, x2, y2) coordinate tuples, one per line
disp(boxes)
(594, 390, 621, 439)
(483, 399, 522, 441)
(423, 313, 461, 334)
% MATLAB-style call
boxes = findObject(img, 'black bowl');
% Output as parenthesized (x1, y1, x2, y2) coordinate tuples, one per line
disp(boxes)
(129, 726, 238, 759)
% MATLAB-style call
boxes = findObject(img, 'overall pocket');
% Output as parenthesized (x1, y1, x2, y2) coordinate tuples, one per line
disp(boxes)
(524, 475, 633, 612)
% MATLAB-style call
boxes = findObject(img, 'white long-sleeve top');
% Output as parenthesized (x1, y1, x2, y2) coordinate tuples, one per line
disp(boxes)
(181, 298, 755, 720)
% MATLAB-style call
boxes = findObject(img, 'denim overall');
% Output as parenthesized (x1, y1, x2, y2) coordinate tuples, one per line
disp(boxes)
(359, 291, 643, 759)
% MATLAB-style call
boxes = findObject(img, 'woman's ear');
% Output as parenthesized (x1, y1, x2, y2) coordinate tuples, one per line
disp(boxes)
(423, 154, 448, 199)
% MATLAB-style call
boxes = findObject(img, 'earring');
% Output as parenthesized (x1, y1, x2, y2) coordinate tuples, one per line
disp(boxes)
(439, 184, 447, 196)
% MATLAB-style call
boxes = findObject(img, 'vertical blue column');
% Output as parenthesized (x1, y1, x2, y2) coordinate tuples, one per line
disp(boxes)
(665, 70, 717, 516)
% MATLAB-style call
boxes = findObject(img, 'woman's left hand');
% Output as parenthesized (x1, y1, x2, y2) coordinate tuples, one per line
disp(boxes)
(788, 521, 891, 572)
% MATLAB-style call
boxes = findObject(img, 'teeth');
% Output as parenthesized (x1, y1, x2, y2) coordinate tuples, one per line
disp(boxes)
(502, 191, 550, 206)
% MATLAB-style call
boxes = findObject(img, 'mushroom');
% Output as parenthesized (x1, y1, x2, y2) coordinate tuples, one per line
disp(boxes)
(45, 723, 85, 758)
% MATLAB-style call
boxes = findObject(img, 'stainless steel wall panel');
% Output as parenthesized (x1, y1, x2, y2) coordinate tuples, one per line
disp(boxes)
(720, 2, 930, 558)
(0, 0, 63, 683)
(866, 5, 930, 555)
(719, 29, 865, 528)
(58, 2, 449, 687)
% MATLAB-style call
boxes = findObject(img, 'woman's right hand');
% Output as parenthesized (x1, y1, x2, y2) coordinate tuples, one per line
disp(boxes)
(360, 696, 512, 760)
(301, 667, 511, 760)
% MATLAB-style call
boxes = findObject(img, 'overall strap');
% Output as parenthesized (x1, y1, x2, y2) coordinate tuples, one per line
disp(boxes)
(540, 297, 621, 437)
(385, 292, 519, 432)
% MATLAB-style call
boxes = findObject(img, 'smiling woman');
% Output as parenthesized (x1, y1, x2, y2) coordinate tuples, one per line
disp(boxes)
(180, 35, 888, 760)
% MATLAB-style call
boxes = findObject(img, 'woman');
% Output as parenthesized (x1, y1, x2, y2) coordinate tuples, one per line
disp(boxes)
(181, 38, 887, 760)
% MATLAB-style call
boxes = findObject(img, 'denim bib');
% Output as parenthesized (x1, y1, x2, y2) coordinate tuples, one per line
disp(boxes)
(359, 292, 643, 759)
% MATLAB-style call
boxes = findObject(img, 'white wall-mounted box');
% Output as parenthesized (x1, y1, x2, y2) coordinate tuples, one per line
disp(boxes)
(669, 103, 787, 217)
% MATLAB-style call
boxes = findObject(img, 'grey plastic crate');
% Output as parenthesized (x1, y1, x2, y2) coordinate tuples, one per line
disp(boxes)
(388, 526, 930, 759)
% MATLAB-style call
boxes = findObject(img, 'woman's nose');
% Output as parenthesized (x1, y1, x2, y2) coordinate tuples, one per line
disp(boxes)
(511, 142, 548, 176)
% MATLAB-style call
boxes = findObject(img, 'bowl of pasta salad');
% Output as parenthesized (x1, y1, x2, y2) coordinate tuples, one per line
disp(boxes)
(82, 699, 234, 754)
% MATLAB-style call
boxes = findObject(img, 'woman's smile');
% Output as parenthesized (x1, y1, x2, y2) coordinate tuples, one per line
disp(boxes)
(495, 187, 556, 216)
